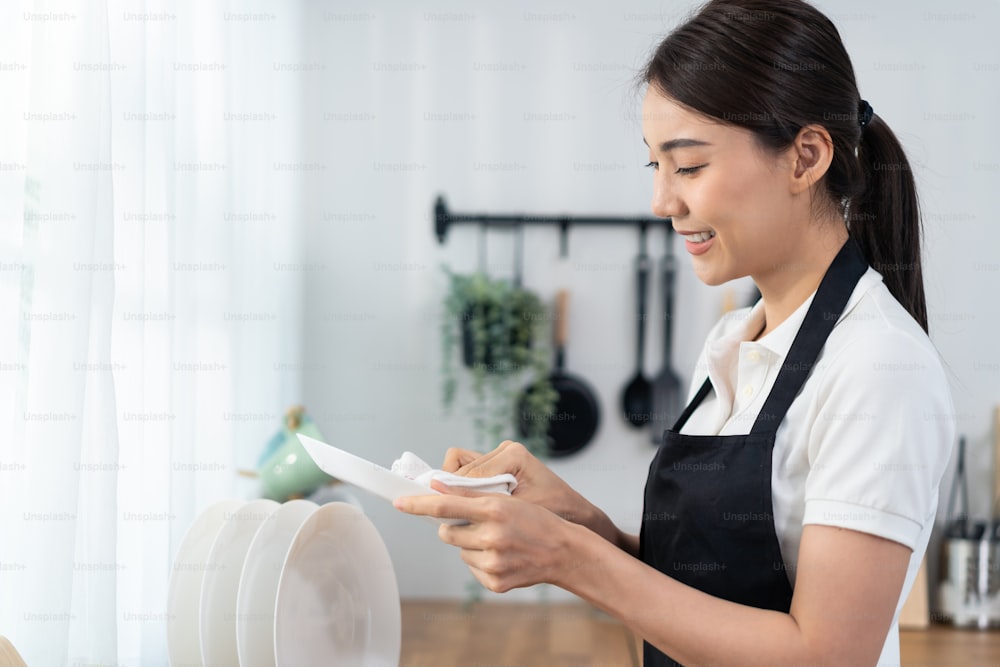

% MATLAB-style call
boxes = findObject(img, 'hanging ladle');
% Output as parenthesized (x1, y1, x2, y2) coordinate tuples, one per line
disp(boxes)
(621, 224, 653, 427)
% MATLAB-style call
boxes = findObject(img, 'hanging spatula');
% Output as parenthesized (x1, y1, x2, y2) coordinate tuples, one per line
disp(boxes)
(650, 227, 683, 445)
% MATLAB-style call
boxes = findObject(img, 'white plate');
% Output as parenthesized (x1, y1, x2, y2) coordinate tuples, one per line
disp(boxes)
(274, 502, 401, 667)
(306, 482, 365, 511)
(235, 499, 319, 667)
(167, 499, 246, 667)
(199, 498, 280, 666)
(297, 434, 464, 525)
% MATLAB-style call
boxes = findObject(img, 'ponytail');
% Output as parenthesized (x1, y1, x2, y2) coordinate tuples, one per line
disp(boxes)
(851, 116, 927, 332)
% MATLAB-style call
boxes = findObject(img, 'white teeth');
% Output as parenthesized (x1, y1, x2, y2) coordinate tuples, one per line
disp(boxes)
(685, 231, 716, 243)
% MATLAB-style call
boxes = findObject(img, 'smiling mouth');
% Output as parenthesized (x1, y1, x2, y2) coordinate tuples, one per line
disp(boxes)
(682, 231, 716, 243)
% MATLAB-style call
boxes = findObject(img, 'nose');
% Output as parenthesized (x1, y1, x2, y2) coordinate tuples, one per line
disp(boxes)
(650, 175, 687, 220)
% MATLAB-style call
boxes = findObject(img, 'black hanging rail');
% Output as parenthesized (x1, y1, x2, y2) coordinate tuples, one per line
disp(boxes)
(434, 195, 670, 255)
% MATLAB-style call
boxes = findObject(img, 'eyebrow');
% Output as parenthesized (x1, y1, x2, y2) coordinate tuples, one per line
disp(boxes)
(642, 137, 712, 152)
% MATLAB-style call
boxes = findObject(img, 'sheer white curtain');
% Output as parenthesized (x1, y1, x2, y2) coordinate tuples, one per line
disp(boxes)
(1, 1, 304, 664)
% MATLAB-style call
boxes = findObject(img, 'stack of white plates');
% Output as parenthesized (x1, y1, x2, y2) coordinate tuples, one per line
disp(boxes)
(166, 495, 400, 666)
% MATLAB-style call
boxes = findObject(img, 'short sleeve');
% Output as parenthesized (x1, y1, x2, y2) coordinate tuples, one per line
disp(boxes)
(801, 330, 955, 549)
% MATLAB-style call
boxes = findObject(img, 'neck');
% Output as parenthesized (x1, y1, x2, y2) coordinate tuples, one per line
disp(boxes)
(753, 219, 848, 339)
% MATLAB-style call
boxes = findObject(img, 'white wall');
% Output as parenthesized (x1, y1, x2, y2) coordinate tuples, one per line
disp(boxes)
(299, 0, 1000, 600)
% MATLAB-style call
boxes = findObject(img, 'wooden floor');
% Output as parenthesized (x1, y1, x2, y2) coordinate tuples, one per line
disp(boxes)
(401, 600, 1000, 666)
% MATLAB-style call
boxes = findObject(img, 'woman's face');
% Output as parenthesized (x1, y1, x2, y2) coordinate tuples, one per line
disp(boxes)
(641, 87, 806, 287)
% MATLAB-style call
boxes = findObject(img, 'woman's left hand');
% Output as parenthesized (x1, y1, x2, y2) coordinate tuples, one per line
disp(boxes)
(393, 482, 578, 593)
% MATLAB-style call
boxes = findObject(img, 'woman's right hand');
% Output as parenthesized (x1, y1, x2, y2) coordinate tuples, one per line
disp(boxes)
(442, 440, 632, 551)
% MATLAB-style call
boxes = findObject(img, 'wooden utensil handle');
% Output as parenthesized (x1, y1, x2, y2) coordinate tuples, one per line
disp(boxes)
(993, 405, 1000, 514)
(555, 289, 569, 348)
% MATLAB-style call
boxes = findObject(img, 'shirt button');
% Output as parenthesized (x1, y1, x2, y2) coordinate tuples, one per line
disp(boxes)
(747, 350, 761, 363)
(743, 385, 754, 398)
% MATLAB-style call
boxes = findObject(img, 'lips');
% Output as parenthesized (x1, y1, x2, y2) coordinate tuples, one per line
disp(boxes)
(677, 229, 716, 256)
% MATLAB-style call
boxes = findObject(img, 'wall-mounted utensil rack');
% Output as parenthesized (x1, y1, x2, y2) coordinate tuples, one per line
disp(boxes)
(433, 195, 671, 256)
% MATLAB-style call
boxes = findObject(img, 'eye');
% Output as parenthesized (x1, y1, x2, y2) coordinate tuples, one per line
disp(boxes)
(675, 165, 706, 175)
(644, 161, 659, 171)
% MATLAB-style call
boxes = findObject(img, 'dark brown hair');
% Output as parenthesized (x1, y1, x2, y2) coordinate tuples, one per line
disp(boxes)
(643, 0, 927, 331)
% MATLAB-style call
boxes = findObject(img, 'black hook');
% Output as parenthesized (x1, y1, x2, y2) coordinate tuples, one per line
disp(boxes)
(434, 196, 450, 243)
(559, 220, 569, 258)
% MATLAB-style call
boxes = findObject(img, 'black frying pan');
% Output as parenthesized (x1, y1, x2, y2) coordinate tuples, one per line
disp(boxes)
(519, 289, 600, 457)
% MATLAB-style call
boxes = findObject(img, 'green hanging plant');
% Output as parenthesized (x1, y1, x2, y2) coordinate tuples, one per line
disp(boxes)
(441, 268, 558, 456)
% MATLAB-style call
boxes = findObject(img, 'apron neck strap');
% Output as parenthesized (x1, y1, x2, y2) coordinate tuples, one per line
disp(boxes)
(748, 238, 868, 435)
(671, 377, 713, 433)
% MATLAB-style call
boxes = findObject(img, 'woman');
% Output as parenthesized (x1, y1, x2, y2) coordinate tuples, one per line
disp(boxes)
(396, 0, 954, 664)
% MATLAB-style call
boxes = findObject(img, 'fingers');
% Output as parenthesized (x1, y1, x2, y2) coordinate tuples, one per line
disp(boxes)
(454, 440, 530, 478)
(429, 479, 487, 497)
(437, 521, 487, 549)
(393, 494, 465, 520)
(443, 445, 506, 476)
(464, 563, 506, 594)
(461, 553, 515, 594)
(393, 492, 501, 523)
(441, 447, 480, 473)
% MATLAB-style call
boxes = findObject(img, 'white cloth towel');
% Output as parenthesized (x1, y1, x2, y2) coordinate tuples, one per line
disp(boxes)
(390, 451, 517, 495)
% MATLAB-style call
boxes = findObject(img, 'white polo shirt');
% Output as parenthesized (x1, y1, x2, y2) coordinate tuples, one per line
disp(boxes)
(680, 267, 954, 666)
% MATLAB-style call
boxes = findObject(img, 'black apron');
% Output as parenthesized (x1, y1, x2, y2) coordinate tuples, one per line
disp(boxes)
(639, 239, 867, 666)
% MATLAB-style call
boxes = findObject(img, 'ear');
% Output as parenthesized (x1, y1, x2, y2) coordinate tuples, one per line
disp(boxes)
(788, 124, 834, 195)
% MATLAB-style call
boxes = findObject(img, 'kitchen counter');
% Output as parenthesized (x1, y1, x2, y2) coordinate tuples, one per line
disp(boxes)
(401, 600, 1000, 666)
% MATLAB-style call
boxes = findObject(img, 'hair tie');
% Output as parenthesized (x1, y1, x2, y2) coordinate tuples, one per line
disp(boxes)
(858, 99, 874, 130)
